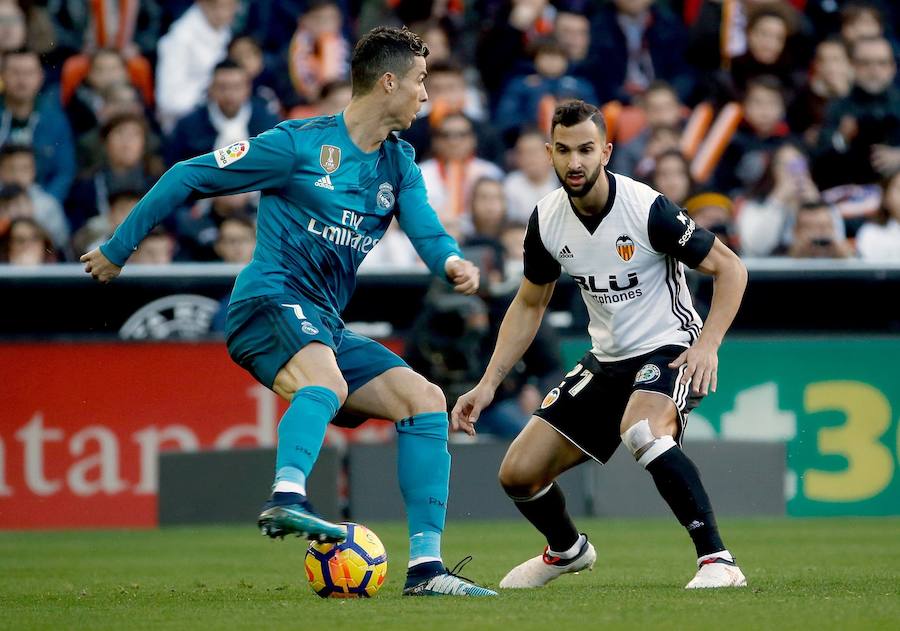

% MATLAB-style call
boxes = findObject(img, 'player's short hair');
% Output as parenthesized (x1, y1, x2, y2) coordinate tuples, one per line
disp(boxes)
(551, 100, 606, 138)
(351, 26, 428, 95)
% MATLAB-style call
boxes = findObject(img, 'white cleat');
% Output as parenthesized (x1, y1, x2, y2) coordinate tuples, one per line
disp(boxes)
(500, 535, 596, 589)
(685, 559, 747, 589)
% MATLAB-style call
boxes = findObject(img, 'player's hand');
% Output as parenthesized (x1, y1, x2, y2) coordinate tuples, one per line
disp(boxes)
(668, 339, 719, 396)
(80, 248, 122, 284)
(445, 257, 479, 295)
(451, 383, 495, 436)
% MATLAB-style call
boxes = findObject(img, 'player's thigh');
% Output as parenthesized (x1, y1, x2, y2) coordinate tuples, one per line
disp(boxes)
(499, 416, 587, 495)
(622, 345, 705, 440)
(337, 331, 441, 422)
(225, 296, 345, 401)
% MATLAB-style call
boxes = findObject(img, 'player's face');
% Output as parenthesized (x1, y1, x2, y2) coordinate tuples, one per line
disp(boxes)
(390, 56, 428, 130)
(548, 120, 612, 198)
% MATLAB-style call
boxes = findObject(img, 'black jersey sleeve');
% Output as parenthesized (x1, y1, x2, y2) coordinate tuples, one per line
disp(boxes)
(647, 195, 716, 268)
(523, 207, 561, 284)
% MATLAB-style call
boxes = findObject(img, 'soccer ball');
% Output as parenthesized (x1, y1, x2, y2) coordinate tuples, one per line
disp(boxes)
(304, 523, 388, 598)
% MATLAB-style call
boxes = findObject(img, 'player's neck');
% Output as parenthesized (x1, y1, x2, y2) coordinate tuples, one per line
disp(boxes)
(570, 168, 610, 216)
(343, 98, 392, 153)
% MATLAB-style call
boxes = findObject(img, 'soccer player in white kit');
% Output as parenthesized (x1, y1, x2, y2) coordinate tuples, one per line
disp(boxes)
(452, 101, 749, 589)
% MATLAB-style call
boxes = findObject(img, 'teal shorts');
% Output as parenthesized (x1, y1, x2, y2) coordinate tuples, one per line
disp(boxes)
(224, 295, 408, 392)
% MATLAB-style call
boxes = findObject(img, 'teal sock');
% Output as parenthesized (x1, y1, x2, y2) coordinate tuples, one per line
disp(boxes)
(273, 386, 340, 494)
(397, 412, 450, 565)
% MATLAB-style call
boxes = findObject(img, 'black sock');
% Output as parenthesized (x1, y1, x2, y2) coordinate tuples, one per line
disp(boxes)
(510, 482, 579, 552)
(645, 447, 726, 558)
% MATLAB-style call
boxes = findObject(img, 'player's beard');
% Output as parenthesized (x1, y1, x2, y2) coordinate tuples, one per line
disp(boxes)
(556, 162, 603, 198)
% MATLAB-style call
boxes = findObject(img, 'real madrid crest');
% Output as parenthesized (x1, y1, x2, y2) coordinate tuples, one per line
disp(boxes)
(319, 145, 341, 173)
(616, 234, 635, 261)
(377, 182, 395, 210)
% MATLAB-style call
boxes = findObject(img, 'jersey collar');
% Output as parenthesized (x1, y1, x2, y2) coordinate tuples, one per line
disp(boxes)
(568, 170, 617, 235)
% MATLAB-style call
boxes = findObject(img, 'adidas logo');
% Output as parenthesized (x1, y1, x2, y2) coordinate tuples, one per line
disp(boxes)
(687, 520, 705, 531)
(314, 174, 334, 190)
(558, 245, 574, 259)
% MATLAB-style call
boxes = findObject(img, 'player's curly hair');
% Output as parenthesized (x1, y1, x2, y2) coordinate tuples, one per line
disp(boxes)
(551, 100, 607, 138)
(351, 26, 429, 95)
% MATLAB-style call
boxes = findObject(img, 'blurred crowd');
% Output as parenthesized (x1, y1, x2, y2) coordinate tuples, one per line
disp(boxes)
(1, 0, 900, 267)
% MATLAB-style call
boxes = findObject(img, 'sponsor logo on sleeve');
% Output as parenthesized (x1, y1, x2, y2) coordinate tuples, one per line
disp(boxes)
(320, 145, 341, 173)
(676, 211, 696, 246)
(214, 141, 249, 168)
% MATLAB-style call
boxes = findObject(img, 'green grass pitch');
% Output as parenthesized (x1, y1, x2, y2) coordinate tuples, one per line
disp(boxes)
(2, 518, 899, 630)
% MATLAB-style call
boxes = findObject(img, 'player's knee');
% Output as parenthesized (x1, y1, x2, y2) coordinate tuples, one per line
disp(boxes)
(275, 364, 348, 405)
(403, 380, 446, 417)
(498, 456, 545, 498)
(620, 418, 676, 468)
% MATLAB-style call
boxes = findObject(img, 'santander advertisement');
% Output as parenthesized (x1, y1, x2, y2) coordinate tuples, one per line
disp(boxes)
(0, 343, 393, 529)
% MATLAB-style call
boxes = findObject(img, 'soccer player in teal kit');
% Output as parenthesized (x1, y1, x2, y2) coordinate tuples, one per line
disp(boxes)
(82, 27, 496, 597)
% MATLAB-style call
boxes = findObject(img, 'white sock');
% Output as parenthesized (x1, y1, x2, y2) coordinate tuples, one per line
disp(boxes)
(273, 479, 306, 495)
(698, 550, 734, 566)
(549, 533, 585, 560)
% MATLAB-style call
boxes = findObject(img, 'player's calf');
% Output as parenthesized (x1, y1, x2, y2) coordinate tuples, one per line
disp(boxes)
(621, 418, 746, 587)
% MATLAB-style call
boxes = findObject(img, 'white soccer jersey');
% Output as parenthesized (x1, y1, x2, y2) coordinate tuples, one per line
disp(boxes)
(524, 171, 716, 361)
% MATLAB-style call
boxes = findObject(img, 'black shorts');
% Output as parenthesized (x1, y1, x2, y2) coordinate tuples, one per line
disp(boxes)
(532, 345, 703, 463)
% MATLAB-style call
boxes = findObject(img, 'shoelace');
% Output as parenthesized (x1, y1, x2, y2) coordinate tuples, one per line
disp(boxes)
(446, 555, 476, 583)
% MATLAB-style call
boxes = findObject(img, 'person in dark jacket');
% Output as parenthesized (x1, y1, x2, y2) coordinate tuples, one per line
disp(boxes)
(165, 60, 280, 166)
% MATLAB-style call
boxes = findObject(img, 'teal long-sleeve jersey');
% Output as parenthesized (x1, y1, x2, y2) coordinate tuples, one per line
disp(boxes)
(100, 113, 462, 318)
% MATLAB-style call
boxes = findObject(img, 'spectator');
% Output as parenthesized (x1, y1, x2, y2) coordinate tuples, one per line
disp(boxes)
(1, 216, 55, 265)
(166, 60, 279, 166)
(227, 34, 284, 115)
(401, 60, 500, 164)
(612, 81, 685, 176)
(650, 149, 694, 207)
(855, 170, 900, 261)
(684, 191, 738, 251)
(787, 37, 853, 147)
(66, 111, 162, 231)
(786, 200, 854, 258)
(713, 75, 791, 196)
(464, 177, 509, 286)
(0, 2, 27, 55)
(495, 37, 597, 141)
(155, 0, 239, 134)
(131, 225, 176, 264)
(840, 2, 885, 47)
(214, 214, 256, 264)
(476, 0, 557, 107)
(418, 113, 504, 239)
(632, 124, 682, 181)
(0, 48, 77, 203)
(286, 0, 350, 106)
(504, 128, 556, 224)
(47, 0, 163, 61)
(716, 2, 800, 104)
(814, 36, 900, 187)
(587, 0, 694, 105)
(72, 188, 142, 256)
(737, 141, 823, 257)
(176, 191, 258, 261)
(0, 145, 70, 251)
(554, 9, 590, 69)
(65, 48, 132, 137)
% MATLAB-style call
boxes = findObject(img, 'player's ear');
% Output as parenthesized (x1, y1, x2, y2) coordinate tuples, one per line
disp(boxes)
(381, 72, 395, 93)
(602, 142, 614, 166)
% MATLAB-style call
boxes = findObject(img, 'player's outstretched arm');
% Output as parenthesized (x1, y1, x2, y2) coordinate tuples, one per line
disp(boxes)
(668, 238, 748, 396)
(83, 127, 297, 281)
(451, 277, 555, 435)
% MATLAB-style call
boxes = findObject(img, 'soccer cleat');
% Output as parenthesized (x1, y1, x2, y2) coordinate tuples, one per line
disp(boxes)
(685, 556, 747, 589)
(402, 557, 498, 596)
(257, 492, 346, 543)
(499, 534, 596, 588)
